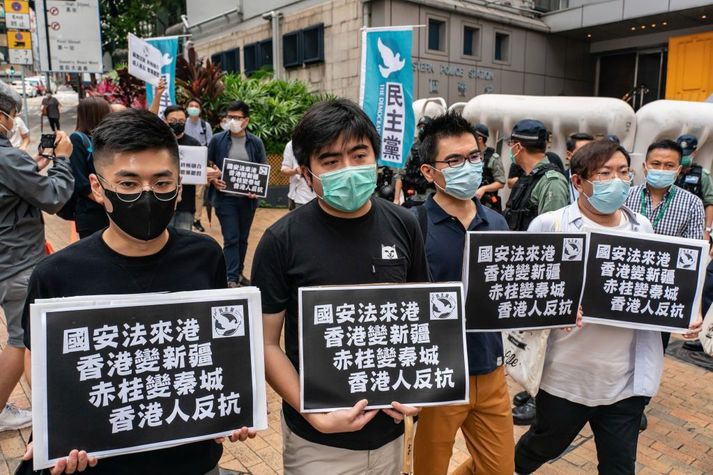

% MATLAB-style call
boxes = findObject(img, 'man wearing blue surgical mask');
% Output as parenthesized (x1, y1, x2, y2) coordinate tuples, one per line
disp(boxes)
(674, 134, 713, 244)
(625, 139, 704, 359)
(251, 99, 427, 474)
(413, 112, 514, 475)
(516, 140, 702, 475)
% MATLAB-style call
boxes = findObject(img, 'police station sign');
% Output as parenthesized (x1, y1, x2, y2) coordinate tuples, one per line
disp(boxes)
(299, 283, 468, 412)
(30, 289, 267, 470)
(359, 27, 415, 169)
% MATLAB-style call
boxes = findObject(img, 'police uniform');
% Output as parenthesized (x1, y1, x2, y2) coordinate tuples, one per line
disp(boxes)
(475, 124, 506, 212)
(504, 120, 569, 232)
(676, 134, 713, 206)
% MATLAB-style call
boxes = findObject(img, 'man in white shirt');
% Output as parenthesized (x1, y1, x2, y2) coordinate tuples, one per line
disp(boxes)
(281, 140, 315, 210)
(9, 117, 29, 151)
(515, 139, 702, 475)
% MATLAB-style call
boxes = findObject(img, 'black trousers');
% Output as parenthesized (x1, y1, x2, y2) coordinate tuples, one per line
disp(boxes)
(515, 390, 647, 475)
(48, 117, 60, 131)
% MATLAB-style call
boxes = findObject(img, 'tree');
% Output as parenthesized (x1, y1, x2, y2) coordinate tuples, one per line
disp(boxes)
(99, 0, 183, 52)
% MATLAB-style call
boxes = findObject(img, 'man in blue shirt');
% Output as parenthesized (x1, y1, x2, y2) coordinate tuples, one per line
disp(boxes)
(412, 112, 514, 475)
(207, 101, 267, 287)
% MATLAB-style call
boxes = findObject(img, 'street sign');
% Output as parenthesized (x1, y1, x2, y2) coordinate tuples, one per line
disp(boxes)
(4, 0, 30, 29)
(35, 0, 103, 73)
(7, 29, 32, 65)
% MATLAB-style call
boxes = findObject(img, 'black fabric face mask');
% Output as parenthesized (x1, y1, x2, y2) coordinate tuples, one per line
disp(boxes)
(169, 122, 185, 136)
(103, 189, 177, 241)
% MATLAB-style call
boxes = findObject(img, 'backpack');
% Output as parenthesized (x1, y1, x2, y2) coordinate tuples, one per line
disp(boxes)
(56, 132, 93, 221)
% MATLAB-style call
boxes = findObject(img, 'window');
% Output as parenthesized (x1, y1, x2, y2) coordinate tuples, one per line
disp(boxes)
(428, 18, 445, 51)
(282, 24, 325, 69)
(211, 48, 240, 73)
(463, 26, 480, 56)
(244, 39, 273, 75)
(495, 32, 510, 62)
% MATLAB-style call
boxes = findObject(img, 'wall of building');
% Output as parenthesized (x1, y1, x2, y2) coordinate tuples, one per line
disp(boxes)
(372, 0, 594, 103)
(193, 0, 364, 101)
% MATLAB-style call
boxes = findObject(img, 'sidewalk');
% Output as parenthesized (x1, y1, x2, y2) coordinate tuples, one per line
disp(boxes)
(2, 210, 713, 474)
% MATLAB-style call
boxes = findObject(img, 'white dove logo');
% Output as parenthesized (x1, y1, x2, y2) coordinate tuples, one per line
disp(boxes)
(377, 38, 405, 79)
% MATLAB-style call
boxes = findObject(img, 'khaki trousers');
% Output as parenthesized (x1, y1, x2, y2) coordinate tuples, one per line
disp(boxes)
(414, 366, 515, 475)
(194, 185, 205, 221)
(281, 414, 404, 475)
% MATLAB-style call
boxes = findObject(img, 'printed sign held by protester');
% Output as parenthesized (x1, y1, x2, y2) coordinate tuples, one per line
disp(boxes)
(179, 145, 208, 185)
(581, 229, 707, 333)
(463, 232, 587, 331)
(220, 158, 270, 198)
(30, 288, 267, 470)
(299, 283, 468, 412)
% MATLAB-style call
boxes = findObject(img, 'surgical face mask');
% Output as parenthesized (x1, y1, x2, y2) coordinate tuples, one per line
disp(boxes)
(508, 144, 519, 165)
(645, 167, 677, 189)
(681, 155, 693, 167)
(310, 164, 376, 212)
(220, 121, 230, 132)
(433, 161, 483, 201)
(186, 107, 200, 117)
(102, 189, 177, 241)
(168, 122, 185, 136)
(585, 178, 631, 214)
(229, 119, 243, 134)
(0, 111, 13, 136)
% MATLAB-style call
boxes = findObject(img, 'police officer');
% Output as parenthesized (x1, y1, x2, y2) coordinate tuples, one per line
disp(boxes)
(675, 134, 713, 243)
(393, 116, 435, 207)
(504, 119, 569, 233)
(505, 119, 570, 426)
(474, 123, 506, 213)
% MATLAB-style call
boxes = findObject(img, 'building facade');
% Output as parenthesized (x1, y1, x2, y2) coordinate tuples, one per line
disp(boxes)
(183, 0, 713, 107)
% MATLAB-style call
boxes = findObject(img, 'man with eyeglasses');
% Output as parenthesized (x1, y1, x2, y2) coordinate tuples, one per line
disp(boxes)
(0, 90, 73, 433)
(411, 112, 514, 474)
(208, 101, 267, 288)
(515, 139, 702, 475)
(19, 109, 256, 474)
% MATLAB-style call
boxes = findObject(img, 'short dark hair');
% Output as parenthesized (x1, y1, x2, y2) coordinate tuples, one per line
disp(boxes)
(0, 92, 17, 115)
(226, 100, 250, 117)
(76, 97, 111, 134)
(419, 111, 477, 165)
(92, 109, 179, 171)
(646, 139, 683, 162)
(566, 132, 595, 152)
(512, 138, 546, 154)
(570, 139, 631, 179)
(292, 98, 381, 168)
(186, 98, 201, 107)
(163, 105, 186, 119)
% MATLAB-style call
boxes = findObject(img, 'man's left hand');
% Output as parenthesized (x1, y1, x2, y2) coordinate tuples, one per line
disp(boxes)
(475, 187, 485, 200)
(247, 193, 257, 199)
(214, 427, 257, 444)
(382, 401, 420, 423)
(33, 154, 51, 171)
(683, 314, 703, 340)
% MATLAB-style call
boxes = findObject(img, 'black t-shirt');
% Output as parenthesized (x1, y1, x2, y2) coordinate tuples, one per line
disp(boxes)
(251, 197, 429, 451)
(22, 228, 227, 475)
(176, 134, 200, 213)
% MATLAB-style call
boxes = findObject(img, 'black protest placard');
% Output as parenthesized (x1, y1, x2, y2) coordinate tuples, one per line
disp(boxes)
(30, 290, 267, 470)
(299, 283, 468, 412)
(221, 158, 270, 198)
(464, 232, 587, 331)
(581, 230, 707, 332)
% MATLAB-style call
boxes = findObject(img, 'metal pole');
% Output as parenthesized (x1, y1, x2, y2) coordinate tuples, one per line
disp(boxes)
(20, 69, 29, 129)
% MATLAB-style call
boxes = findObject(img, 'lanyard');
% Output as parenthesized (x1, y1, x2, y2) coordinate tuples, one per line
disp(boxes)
(639, 186, 676, 228)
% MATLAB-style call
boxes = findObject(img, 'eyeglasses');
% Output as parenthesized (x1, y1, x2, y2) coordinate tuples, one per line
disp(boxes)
(167, 119, 186, 125)
(96, 173, 179, 203)
(590, 169, 633, 182)
(434, 152, 482, 168)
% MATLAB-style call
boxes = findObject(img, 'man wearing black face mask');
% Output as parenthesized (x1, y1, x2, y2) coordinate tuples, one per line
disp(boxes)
(19, 109, 256, 474)
(164, 105, 200, 231)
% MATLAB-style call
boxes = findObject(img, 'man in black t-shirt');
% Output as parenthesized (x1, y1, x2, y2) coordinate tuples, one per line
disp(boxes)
(19, 109, 254, 475)
(252, 99, 428, 474)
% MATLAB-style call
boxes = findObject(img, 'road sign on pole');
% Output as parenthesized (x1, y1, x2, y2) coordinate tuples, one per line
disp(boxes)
(34, 0, 103, 73)
(7, 29, 33, 65)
